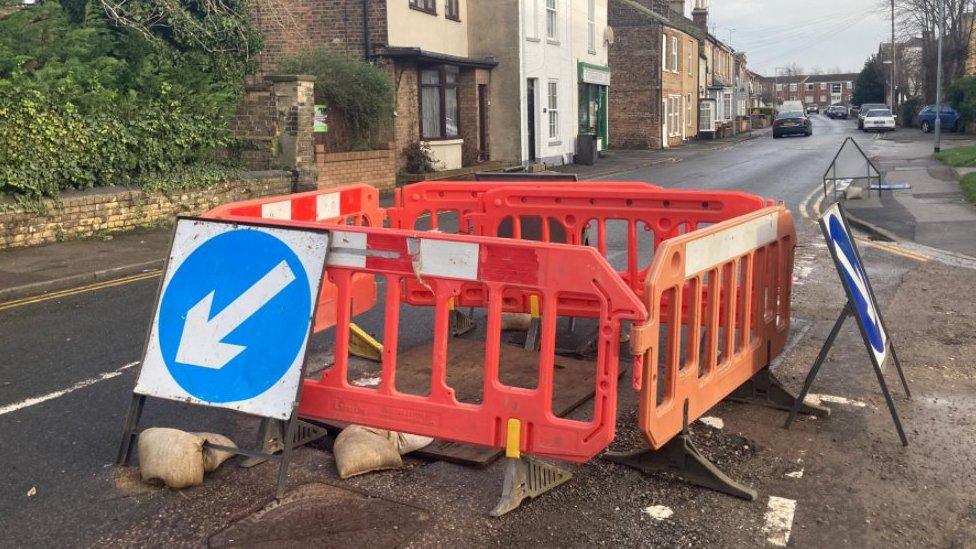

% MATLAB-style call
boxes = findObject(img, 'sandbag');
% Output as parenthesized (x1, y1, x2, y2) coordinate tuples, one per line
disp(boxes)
(501, 312, 532, 332)
(333, 425, 403, 479)
(138, 428, 205, 489)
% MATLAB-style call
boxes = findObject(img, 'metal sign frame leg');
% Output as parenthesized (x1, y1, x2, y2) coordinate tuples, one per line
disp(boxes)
(784, 302, 909, 446)
(116, 394, 147, 466)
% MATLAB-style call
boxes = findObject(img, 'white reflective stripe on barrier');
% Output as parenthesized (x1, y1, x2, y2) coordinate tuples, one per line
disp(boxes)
(261, 200, 292, 220)
(328, 231, 368, 268)
(316, 193, 341, 221)
(684, 211, 779, 277)
(416, 239, 480, 281)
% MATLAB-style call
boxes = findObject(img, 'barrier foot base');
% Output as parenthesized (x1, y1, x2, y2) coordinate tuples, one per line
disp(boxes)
(604, 435, 757, 501)
(726, 367, 831, 418)
(349, 323, 383, 362)
(490, 456, 573, 517)
(450, 309, 476, 337)
(240, 419, 329, 468)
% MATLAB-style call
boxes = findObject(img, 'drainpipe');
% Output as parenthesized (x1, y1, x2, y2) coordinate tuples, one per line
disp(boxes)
(362, 0, 371, 61)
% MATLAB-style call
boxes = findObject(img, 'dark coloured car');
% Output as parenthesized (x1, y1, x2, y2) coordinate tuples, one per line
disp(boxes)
(825, 105, 849, 119)
(773, 111, 812, 138)
(917, 104, 961, 133)
(806, 105, 820, 114)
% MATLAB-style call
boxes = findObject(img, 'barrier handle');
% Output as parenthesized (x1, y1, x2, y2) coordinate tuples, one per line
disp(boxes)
(630, 321, 656, 391)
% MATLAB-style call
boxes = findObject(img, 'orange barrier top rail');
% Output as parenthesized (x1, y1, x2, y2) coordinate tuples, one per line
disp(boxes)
(629, 205, 796, 449)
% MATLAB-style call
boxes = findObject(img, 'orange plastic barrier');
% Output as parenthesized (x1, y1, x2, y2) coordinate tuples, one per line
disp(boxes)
(628, 205, 795, 449)
(281, 225, 646, 463)
(388, 180, 659, 234)
(204, 185, 382, 331)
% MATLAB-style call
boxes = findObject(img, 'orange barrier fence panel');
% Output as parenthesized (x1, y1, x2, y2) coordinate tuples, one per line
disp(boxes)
(629, 205, 796, 449)
(290, 226, 647, 463)
(204, 185, 383, 332)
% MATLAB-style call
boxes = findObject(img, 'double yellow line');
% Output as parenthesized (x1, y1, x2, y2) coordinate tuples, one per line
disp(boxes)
(0, 271, 162, 312)
(855, 237, 930, 263)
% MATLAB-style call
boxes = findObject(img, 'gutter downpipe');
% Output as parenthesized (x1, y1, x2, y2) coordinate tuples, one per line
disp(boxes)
(363, 0, 371, 61)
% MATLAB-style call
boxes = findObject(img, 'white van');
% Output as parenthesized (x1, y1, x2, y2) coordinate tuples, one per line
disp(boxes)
(780, 100, 804, 114)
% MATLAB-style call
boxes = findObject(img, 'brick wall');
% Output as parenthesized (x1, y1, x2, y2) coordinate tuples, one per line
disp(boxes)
(609, 1, 663, 149)
(250, 0, 389, 74)
(458, 68, 489, 166)
(316, 147, 396, 191)
(231, 82, 278, 169)
(392, 61, 420, 172)
(0, 174, 293, 250)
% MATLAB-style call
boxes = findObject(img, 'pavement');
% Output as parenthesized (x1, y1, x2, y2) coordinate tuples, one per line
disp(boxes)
(3, 116, 976, 546)
(837, 132, 976, 258)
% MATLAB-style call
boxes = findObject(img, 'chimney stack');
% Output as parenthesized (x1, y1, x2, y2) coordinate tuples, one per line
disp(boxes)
(692, 0, 708, 31)
(668, 0, 685, 16)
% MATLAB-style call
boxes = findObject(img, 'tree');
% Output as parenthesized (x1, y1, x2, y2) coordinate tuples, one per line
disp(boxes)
(853, 55, 886, 105)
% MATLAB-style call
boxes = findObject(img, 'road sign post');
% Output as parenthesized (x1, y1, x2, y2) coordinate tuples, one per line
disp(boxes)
(784, 203, 911, 445)
(116, 217, 331, 497)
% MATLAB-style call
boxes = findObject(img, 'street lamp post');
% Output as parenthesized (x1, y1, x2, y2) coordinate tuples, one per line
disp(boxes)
(890, 0, 897, 111)
(935, 0, 945, 153)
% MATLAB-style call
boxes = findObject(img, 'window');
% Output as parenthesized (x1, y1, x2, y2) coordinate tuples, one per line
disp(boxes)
(671, 96, 681, 136)
(776, 83, 783, 92)
(662, 35, 668, 71)
(420, 66, 459, 140)
(831, 83, 842, 93)
(546, 0, 558, 41)
(688, 41, 693, 75)
(806, 83, 814, 91)
(723, 92, 732, 120)
(805, 95, 814, 103)
(821, 83, 827, 90)
(587, 0, 595, 52)
(686, 93, 692, 126)
(409, 0, 436, 14)
(671, 36, 678, 72)
(446, 0, 460, 21)
(527, 0, 539, 39)
(789, 83, 797, 91)
(548, 80, 559, 139)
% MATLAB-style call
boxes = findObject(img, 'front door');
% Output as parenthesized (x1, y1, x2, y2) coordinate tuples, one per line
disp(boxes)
(526, 79, 537, 162)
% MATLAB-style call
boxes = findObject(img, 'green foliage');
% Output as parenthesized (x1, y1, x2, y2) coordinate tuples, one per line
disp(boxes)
(852, 56, 885, 106)
(402, 141, 436, 174)
(278, 48, 394, 150)
(900, 97, 923, 127)
(960, 172, 976, 204)
(934, 144, 976, 167)
(0, 1, 257, 199)
(946, 75, 976, 124)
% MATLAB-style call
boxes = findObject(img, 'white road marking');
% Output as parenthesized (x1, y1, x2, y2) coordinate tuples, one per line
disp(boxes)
(699, 416, 724, 429)
(785, 468, 804, 479)
(763, 496, 797, 547)
(804, 393, 867, 408)
(643, 505, 674, 521)
(0, 361, 140, 417)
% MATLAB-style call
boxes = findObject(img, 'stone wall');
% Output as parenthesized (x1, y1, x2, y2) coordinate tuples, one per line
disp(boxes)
(316, 147, 396, 191)
(0, 173, 292, 250)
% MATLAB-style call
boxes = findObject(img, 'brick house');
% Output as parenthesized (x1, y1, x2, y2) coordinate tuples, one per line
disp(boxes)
(608, 0, 701, 149)
(770, 74, 856, 109)
(249, 0, 497, 173)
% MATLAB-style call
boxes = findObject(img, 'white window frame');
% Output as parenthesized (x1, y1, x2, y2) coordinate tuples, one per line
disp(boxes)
(547, 79, 559, 140)
(546, 0, 558, 42)
(662, 34, 667, 71)
(687, 41, 693, 75)
(789, 83, 797, 92)
(526, 0, 540, 40)
(686, 93, 692, 127)
(587, 0, 596, 52)
(671, 36, 679, 72)
(776, 83, 783, 92)
(723, 92, 733, 121)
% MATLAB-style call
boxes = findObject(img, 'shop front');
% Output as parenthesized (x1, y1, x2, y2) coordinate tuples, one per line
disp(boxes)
(578, 62, 610, 152)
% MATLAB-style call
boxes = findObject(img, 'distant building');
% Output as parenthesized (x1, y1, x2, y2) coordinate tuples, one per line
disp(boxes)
(770, 74, 856, 108)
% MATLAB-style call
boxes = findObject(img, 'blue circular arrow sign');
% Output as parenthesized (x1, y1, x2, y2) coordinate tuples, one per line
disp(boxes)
(157, 229, 313, 403)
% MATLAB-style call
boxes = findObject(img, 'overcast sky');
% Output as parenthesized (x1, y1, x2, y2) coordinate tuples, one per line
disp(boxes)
(680, 0, 892, 76)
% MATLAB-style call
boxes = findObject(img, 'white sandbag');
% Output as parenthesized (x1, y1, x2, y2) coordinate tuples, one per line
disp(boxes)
(333, 425, 403, 479)
(501, 312, 532, 332)
(192, 432, 238, 473)
(138, 428, 205, 489)
(394, 432, 434, 455)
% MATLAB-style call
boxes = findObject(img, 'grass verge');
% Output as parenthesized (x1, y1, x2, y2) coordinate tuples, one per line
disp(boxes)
(934, 145, 976, 167)
(961, 172, 976, 204)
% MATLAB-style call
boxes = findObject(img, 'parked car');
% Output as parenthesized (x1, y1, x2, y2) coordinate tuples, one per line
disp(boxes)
(917, 105, 961, 133)
(773, 110, 812, 138)
(806, 105, 820, 114)
(862, 108, 896, 132)
(825, 105, 849, 119)
(857, 103, 888, 129)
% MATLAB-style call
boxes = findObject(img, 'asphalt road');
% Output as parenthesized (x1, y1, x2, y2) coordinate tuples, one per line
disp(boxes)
(0, 115, 868, 546)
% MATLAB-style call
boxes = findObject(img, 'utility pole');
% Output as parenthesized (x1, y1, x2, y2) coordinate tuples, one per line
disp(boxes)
(935, 0, 945, 153)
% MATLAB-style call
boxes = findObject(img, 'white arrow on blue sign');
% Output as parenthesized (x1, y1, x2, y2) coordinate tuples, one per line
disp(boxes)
(820, 203, 888, 367)
(135, 219, 329, 419)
